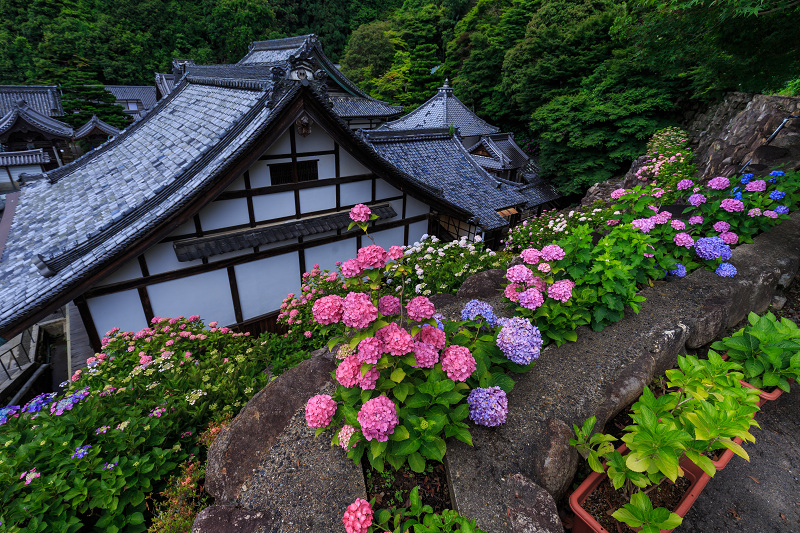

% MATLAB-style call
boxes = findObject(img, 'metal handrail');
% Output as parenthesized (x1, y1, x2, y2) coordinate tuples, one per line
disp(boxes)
(736, 113, 800, 176)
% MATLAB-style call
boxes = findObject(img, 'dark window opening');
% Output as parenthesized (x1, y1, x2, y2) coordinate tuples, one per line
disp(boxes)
(269, 160, 318, 185)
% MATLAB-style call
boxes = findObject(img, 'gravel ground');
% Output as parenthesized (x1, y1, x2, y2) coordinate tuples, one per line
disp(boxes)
(678, 280, 800, 532)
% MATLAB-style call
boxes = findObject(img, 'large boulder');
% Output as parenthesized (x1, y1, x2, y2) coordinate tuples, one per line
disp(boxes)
(457, 268, 507, 299)
(191, 506, 277, 533)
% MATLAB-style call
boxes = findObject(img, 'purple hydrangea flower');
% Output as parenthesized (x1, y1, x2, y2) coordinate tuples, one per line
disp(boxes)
(22, 393, 57, 415)
(467, 386, 508, 427)
(769, 190, 786, 201)
(496, 317, 543, 365)
(688, 194, 707, 207)
(695, 237, 731, 261)
(668, 263, 687, 278)
(775, 206, 790, 215)
(716, 262, 737, 277)
(433, 313, 445, 331)
(71, 445, 92, 459)
(0, 406, 21, 425)
(461, 300, 498, 327)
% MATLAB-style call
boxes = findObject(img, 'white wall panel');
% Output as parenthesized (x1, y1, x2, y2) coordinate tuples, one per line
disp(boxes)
(406, 196, 430, 218)
(167, 219, 197, 238)
(339, 181, 372, 205)
(9, 165, 40, 180)
(299, 154, 335, 179)
(145, 243, 202, 275)
(339, 149, 369, 177)
(408, 220, 428, 244)
(149, 270, 237, 326)
(300, 186, 336, 213)
(295, 125, 334, 152)
(199, 198, 250, 231)
(372, 226, 405, 249)
(258, 238, 299, 251)
(304, 238, 358, 271)
(375, 179, 401, 199)
(99, 258, 143, 285)
(208, 248, 252, 263)
(249, 160, 271, 188)
(253, 191, 295, 221)
(235, 253, 301, 319)
(263, 130, 290, 156)
(388, 199, 404, 221)
(87, 290, 148, 337)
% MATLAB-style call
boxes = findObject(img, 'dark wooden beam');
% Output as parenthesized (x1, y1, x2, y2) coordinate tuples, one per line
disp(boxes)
(73, 295, 101, 354)
(228, 266, 244, 324)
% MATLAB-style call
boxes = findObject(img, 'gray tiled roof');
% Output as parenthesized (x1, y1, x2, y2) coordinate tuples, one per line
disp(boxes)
(0, 101, 74, 139)
(73, 115, 121, 139)
(329, 95, 401, 119)
(175, 203, 397, 261)
(238, 34, 316, 65)
(0, 149, 50, 167)
(184, 64, 278, 81)
(0, 86, 64, 117)
(383, 81, 499, 137)
(155, 73, 175, 97)
(362, 129, 527, 230)
(104, 85, 158, 111)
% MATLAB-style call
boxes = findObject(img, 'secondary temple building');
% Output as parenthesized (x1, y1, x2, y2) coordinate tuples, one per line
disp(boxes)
(0, 34, 559, 350)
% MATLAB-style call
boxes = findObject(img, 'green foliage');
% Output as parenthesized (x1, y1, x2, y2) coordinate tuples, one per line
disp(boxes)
(341, 21, 397, 87)
(611, 491, 683, 533)
(369, 486, 488, 532)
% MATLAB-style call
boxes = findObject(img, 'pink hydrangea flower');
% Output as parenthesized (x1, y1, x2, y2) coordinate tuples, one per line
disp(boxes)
(748, 208, 762, 217)
(504, 283, 521, 302)
(745, 180, 766, 192)
(407, 296, 435, 321)
(720, 231, 739, 244)
(342, 292, 378, 329)
(670, 220, 686, 230)
(357, 336, 385, 365)
(548, 279, 575, 303)
(541, 244, 565, 261)
(312, 295, 344, 325)
(357, 244, 388, 269)
(305, 394, 337, 428)
(674, 232, 694, 248)
(631, 217, 656, 233)
(721, 199, 745, 212)
(359, 366, 380, 390)
(441, 345, 476, 382)
(376, 322, 415, 355)
(413, 341, 439, 368)
(607, 219, 620, 226)
(338, 425, 358, 451)
(336, 354, 363, 388)
(378, 295, 401, 316)
(688, 215, 704, 225)
(518, 288, 544, 310)
(689, 194, 707, 206)
(763, 210, 778, 219)
(537, 263, 551, 273)
(20, 468, 41, 485)
(357, 395, 398, 442)
(610, 188, 627, 199)
(139, 355, 153, 366)
(677, 179, 694, 190)
(506, 265, 534, 285)
(387, 246, 405, 260)
(342, 498, 373, 533)
(520, 248, 541, 265)
(530, 276, 546, 291)
(708, 176, 730, 190)
(414, 325, 446, 350)
(653, 211, 672, 224)
(713, 221, 731, 233)
(340, 258, 363, 278)
(349, 204, 372, 223)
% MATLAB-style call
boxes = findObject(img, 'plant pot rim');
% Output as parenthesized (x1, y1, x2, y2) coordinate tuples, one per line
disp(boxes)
(720, 352, 792, 404)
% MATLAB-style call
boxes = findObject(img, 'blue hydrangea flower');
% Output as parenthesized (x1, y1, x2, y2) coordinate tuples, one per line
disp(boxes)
(740, 173, 754, 184)
(775, 206, 790, 215)
(668, 263, 687, 278)
(71, 445, 92, 459)
(769, 190, 786, 201)
(433, 313, 445, 331)
(0, 406, 20, 425)
(467, 386, 508, 427)
(496, 317, 542, 365)
(695, 237, 731, 261)
(769, 170, 785, 177)
(716, 262, 737, 277)
(21, 393, 57, 414)
(461, 299, 498, 327)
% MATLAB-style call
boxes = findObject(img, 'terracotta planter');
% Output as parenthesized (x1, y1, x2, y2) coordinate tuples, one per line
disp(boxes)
(569, 445, 711, 533)
(720, 353, 792, 406)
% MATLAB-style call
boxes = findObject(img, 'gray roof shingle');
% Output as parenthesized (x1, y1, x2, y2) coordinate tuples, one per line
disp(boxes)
(329, 95, 401, 119)
(104, 85, 158, 110)
(238, 34, 315, 65)
(0, 100, 74, 139)
(0, 86, 64, 117)
(73, 115, 121, 139)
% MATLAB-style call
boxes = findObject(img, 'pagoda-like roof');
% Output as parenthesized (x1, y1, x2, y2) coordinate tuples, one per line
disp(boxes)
(73, 115, 122, 139)
(0, 86, 64, 117)
(0, 100, 74, 140)
(467, 133, 530, 170)
(237, 35, 316, 65)
(0, 149, 51, 167)
(382, 81, 499, 136)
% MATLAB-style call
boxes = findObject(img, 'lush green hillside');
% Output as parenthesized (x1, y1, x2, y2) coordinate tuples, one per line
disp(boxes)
(1, 0, 797, 192)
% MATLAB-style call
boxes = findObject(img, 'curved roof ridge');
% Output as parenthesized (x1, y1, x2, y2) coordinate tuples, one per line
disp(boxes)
(0, 100, 73, 138)
(73, 115, 121, 139)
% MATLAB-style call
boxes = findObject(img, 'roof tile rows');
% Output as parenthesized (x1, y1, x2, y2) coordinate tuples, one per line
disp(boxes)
(0, 149, 51, 167)
(0, 101, 74, 139)
(0, 86, 64, 117)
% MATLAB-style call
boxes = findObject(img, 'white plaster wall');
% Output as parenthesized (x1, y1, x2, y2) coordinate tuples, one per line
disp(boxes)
(235, 253, 301, 319)
(407, 220, 428, 244)
(249, 160, 271, 188)
(375, 179, 401, 199)
(87, 289, 148, 337)
(262, 130, 290, 157)
(227, 174, 247, 191)
(100, 258, 143, 285)
(253, 191, 296, 221)
(304, 238, 357, 271)
(208, 248, 252, 263)
(167, 219, 198, 238)
(299, 154, 335, 179)
(145, 242, 202, 275)
(339, 180, 372, 205)
(9, 165, 41, 180)
(199, 198, 250, 231)
(299, 185, 336, 213)
(388, 199, 404, 221)
(295, 124, 334, 152)
(405, 196, 430, 218)
(339, 149, 369, 177)
(372, 225, 405, 249)
(148, 269, 237, 326)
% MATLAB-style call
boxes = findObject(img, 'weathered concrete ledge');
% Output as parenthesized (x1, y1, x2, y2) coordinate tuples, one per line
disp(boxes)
(445, 212, 800, 532)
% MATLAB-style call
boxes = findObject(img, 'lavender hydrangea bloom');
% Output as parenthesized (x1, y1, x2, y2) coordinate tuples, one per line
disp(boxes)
(695, 237, 730, 261)
(0, 406, 20, 425)
(775, 206, 790, 215)
(668, 263, 687, 278)
(461, 300, 498, 327)
(433, 313, 445, 331)
(769, 190, 786, 201)
(71, 445, 92, 459)
(467, 386, 508, 427)
(21, 393, 57, 414)
(716, 262, 737, 277)
(496, 317, 543, 365)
